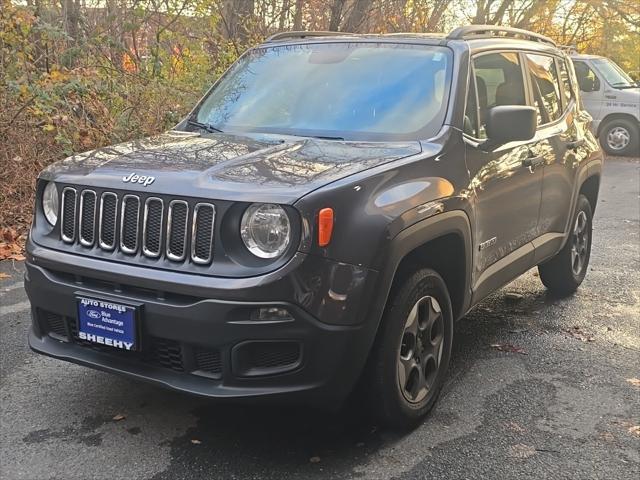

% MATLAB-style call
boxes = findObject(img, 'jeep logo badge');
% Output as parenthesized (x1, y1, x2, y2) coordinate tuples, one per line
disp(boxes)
(122, 172, 155, 187)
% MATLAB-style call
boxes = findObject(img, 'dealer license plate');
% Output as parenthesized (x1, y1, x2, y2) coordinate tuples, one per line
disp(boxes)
(76, 296, 138, 351)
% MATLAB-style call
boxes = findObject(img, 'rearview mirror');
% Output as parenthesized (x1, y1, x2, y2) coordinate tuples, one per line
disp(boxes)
(483, 106, 536, 149)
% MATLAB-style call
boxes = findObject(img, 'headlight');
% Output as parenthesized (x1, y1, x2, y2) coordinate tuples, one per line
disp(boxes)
(240, 203, 291, 259)
(42, 181, 59, 226)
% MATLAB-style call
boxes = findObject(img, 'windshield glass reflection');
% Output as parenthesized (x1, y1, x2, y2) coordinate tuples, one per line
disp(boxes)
(195, 42, 452, 141)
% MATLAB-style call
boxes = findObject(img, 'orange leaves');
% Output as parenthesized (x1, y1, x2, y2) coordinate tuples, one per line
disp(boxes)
(0, 228, 26, 261)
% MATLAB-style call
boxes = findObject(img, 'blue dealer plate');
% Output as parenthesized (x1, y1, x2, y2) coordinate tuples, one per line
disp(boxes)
(77, 297, 138, 351)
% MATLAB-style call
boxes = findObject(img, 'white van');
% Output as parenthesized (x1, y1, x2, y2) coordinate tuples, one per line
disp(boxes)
(570, 54, 640, 156)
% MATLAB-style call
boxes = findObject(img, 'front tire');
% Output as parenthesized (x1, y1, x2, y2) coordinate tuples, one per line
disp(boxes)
(599, 118, 640, 156)
(538, 195, 593, 296)
(366, 269, 453, 430)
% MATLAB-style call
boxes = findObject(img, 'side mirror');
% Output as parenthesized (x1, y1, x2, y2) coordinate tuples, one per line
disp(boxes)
(579, 76, 600, 92)
(482, 106, 536, 149)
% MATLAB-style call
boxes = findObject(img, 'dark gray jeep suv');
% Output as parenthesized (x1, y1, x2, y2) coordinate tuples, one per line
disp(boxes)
(26, 26, 603, 428)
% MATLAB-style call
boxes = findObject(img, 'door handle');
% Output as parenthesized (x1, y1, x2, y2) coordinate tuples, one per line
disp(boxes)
(522, 155, 545, 170)
(567, 139, 585, 150)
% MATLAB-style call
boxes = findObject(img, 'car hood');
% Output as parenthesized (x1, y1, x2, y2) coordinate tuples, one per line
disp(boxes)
(41, 131, 422, 203)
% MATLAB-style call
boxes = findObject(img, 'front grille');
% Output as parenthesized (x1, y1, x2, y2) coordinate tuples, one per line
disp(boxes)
(59, 187, 216, 265)
(143, 198, 164, 257)
(167, 200, 188, 261)
(99, 192, 118, 250)
(79, 190, 97, 246)
(192, 204, 215, 264)
(61, 188, 77, 243)
(120, 195, 140, 254)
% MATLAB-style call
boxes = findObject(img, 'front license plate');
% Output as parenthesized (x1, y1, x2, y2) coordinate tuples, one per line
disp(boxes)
(77, 297, 138, 351)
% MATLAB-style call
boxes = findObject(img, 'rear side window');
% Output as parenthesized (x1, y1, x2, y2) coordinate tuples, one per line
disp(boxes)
(525, 53, 562, 125)
(472, 52, 526, 139)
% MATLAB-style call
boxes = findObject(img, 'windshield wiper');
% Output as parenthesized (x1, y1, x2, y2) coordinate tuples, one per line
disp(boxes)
(307, 135, 345, 141)
(187, 119, 224, 133)
(610, 82, 635, 89)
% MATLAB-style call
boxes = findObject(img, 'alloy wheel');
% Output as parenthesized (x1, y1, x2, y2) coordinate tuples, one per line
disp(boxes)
(571, 210, 589, 276)
(398, 295, 445, 404)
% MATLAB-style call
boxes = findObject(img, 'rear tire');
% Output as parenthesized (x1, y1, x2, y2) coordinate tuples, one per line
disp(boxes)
(599, 118, 640, 156)
(366, 269, 453, 430)
(538, 195, 593, 296)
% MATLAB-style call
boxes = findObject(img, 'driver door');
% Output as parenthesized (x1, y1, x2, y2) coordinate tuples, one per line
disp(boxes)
(463, 51, 544, 301)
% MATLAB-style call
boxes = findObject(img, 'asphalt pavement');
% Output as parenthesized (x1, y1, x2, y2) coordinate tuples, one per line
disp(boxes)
(1, 157, 639, 480)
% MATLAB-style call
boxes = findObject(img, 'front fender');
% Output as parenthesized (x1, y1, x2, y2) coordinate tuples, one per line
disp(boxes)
(370, 210, 474, 324)
(326, 209, 474, 395)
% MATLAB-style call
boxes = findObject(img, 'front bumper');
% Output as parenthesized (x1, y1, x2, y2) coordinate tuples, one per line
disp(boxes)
(25, 238, 380, 406)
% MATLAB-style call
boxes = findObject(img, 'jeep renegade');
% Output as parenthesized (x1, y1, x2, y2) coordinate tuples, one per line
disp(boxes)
(26, 25, 603, 428)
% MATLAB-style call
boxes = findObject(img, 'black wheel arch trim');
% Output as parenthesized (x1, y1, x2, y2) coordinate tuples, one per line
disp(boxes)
(343, 210, 472, 400)
(367, 210, 473, 332)
(559, 159, 602, 251)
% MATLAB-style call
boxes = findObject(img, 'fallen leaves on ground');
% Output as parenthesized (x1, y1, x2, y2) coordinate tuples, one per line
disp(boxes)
(0, 227, 26, 261)
(508, 444, 536, 459)
(612, 420, 640, 437)
(491, 343, 527, 355)
(564, 326, 595, 343)
(626, 378, 640, 388)
(505, 421, 526, 433)
(505, 292, 524, 301)
(600, 431, 615, 442)
(112, 414, 126, 421)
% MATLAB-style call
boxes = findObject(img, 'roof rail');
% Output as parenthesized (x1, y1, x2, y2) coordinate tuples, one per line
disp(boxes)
(447, 25, 556, 47)
(558, 44, 578, 54)
(265, 31, 353, 42)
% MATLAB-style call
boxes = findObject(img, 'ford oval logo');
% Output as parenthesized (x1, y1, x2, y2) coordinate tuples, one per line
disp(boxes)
(87, 310, 101, 319)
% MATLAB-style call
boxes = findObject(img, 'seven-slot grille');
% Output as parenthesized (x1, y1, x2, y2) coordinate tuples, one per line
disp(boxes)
(60, 187, 215, 265)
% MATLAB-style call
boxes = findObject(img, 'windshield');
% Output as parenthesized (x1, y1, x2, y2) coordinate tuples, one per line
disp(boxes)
(193, 42, 452, 141)
(591, 58, 636, 88)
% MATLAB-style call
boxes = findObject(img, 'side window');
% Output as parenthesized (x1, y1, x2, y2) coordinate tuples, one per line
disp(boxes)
(573, 61, 600, 92)
(525, 53, 562, 125)
(464, 73, 478, 137)
(473, 52, 526, 139)
(558, 59, 575, 107)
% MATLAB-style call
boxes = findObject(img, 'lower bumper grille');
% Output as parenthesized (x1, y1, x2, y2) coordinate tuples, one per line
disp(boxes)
(232, 341, 302, 377)
(38, 310, 221, 377)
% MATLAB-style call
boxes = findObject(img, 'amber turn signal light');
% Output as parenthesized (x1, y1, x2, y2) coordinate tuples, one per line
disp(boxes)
(318, 208, 334, 247)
